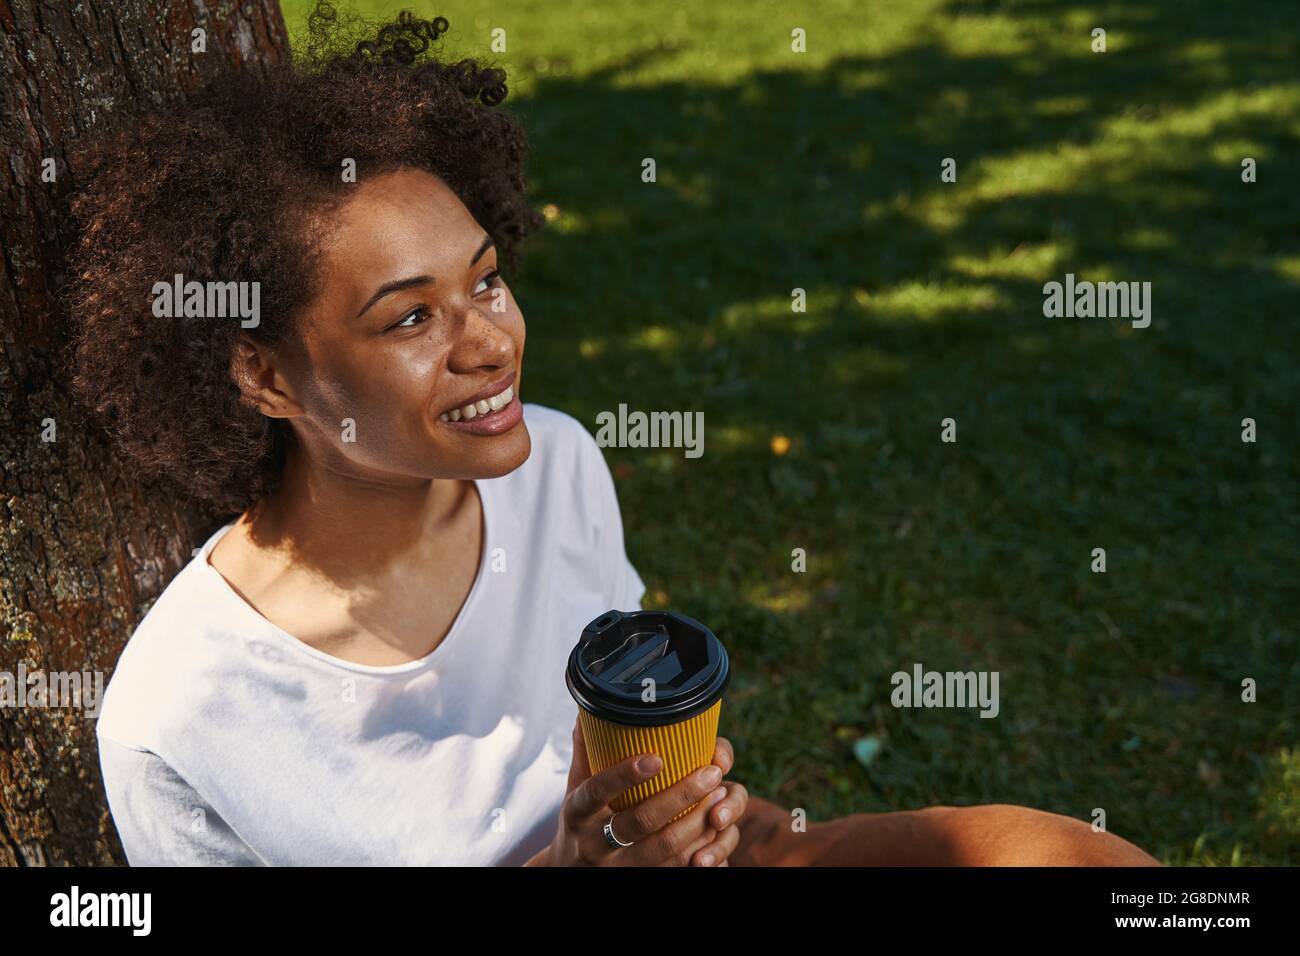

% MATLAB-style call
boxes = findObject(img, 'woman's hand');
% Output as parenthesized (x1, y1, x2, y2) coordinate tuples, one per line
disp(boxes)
(674, 735, 748, 867)
(541, 717, 742, 866)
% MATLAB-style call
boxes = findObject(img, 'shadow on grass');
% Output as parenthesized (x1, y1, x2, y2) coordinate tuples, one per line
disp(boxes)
(511, 0, 1300, 862)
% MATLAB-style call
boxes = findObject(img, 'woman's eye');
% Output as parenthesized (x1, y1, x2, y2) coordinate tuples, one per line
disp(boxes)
(389, 306, 431, 331)
(474, 269, 502, 296)
(385, 273, 499, 332)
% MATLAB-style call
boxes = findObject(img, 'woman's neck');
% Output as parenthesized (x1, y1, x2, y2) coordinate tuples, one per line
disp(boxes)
(241, 448, 474, 585)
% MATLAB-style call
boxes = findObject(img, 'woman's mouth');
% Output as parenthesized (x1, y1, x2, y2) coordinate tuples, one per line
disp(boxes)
(438, 383, 522, 435)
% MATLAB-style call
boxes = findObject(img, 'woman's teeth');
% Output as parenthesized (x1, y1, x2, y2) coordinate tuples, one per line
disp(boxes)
(440, 384, 514, 422)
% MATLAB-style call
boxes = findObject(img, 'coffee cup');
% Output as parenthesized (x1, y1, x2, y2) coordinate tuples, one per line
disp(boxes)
(566, 609, 730, 820)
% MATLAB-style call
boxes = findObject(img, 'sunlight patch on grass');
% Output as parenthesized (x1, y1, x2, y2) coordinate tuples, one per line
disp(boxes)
(949, 241, 1074, 281)
(834, 66, 891, 94)
(865, 280, 1005, 320)
(718, 294, 828, 337)
(1271, 255, 1300, 283)
(629, 325, 681, 352)
(707, 423, 766, 455)
(967, 147, 1092, 202)
(870, 81, 1300, 250)
(862, 164, 1071, 239)
(1097, 84, 1300, 144)
(1256, 748, 1300, 852)
(1034, 95, 1090, 117)
(938, 15, 1037, 58)
(745, 581, 813, 614)
(1124, 227, 1174, 252)
(1173, 40, 1230, 65)
(554, 0, 951, 88)
(1208, 139, 1275, 165)
(655, 169, 715, 206)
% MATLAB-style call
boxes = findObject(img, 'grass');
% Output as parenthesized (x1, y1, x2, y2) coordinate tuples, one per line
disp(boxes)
(280, 0, 1300, 865)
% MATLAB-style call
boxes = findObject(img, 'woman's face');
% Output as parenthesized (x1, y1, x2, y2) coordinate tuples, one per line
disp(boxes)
(251, 166, 531, 484)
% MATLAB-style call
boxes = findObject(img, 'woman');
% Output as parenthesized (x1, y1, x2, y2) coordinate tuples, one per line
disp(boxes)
(69, 6, 1157, 867)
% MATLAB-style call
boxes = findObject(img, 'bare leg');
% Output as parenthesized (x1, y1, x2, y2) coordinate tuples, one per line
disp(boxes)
(730, 791, 1160, 866)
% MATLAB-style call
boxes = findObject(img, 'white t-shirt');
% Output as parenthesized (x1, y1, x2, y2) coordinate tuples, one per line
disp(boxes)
(95, 403, 646, 866)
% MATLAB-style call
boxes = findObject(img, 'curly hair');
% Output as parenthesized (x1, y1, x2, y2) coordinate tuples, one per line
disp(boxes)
(62, 2, 545, 518)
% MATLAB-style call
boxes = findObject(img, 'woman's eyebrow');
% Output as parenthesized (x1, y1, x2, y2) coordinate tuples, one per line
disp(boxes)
(355, 234, 495, 319)
(470, 234, 494, 266)
(356, 274, 433, 318)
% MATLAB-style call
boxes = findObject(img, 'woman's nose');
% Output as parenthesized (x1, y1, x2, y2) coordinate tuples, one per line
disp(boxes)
(446, 306, 515, 371)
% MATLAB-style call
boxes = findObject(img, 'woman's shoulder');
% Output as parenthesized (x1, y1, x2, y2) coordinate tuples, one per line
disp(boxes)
(493, 402, 623, 540)
(514, 402, 610, 483)
(94, 539, 236, 751)
(510, 402, 643, 609)
(519, 401, 592, 446)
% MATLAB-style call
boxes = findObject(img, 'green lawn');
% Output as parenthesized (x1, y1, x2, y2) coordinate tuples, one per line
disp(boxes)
(280, 0, 1300, 865)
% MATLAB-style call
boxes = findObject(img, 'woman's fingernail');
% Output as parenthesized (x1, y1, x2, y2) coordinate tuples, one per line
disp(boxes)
(717, 807, 731, 825)
(702, 766, 723, 787)
(699, 853, 715, 866)
(638, 755, 661, 775)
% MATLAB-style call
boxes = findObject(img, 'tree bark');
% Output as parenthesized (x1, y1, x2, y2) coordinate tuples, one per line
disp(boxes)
(0, 0, 289, 866)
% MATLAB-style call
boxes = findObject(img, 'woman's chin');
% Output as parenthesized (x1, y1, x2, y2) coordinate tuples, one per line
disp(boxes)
(451, 424, 531, 479)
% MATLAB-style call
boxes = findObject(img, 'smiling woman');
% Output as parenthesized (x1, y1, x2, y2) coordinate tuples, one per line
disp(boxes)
(62, 0, 749, 869)
(64, 5, 543, 516)
(64, 2, 1162, 871)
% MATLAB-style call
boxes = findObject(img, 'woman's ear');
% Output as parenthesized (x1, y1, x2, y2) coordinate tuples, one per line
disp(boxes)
(229, 334, 305, 419)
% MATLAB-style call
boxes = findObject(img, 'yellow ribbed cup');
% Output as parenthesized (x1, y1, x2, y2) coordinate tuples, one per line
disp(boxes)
(578, 700, 722, 822)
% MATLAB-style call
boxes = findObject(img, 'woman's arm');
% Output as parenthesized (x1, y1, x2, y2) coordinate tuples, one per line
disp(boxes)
(522, 844, 550, 866)
(98, 735, 265, 866)
(730, 793, 1160, 866)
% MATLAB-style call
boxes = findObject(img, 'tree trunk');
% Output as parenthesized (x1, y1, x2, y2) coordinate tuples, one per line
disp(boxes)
(0, 0, 290, 866)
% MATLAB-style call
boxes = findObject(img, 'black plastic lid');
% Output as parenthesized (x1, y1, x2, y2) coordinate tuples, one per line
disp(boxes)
(565, 610, 730, 728)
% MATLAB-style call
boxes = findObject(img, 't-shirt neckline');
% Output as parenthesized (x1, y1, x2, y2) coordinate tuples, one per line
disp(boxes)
(195, 479, 492, 676)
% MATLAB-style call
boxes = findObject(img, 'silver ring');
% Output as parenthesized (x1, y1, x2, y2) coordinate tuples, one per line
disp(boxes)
(603, 814, 634, 849)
